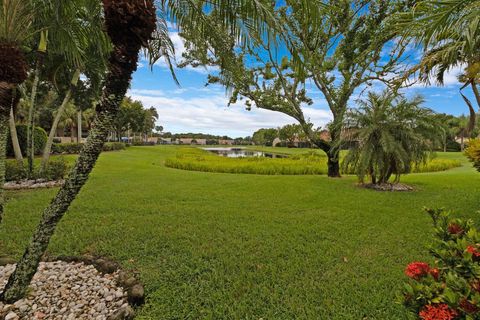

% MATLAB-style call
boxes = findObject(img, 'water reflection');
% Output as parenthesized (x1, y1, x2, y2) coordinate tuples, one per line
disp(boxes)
(204, 148, 287, 158)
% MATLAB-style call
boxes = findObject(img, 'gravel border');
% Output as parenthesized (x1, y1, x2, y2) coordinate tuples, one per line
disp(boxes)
(0, 257, 144, 320)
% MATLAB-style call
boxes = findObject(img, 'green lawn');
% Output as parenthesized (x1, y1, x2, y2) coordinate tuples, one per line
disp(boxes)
(1, 146, 479, 319)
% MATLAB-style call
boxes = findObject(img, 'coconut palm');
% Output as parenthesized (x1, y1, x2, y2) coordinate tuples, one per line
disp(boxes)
(1, 0, 282, 303)
(341, 91, 441, 185)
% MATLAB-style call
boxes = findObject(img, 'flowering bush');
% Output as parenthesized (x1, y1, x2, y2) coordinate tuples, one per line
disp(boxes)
(399, 208, 480, 319)
(465, 139, 480, 172)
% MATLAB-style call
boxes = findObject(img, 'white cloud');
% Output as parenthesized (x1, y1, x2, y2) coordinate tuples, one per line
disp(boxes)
(403, 64, 464, 88)
(152, 32, 218, 75)
(127, 89, 332, 137)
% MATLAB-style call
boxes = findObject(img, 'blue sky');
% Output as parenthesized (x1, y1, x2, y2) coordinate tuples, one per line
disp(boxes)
(127, 32, 475, 138)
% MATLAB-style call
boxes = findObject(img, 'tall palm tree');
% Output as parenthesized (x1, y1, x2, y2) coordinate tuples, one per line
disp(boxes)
(0, 0, 33, 223)
(341, 91, 441, 184)
(1, 0, 281, 303)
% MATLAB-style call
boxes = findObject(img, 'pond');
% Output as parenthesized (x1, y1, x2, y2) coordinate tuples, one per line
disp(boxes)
(203, 148, 288, 158)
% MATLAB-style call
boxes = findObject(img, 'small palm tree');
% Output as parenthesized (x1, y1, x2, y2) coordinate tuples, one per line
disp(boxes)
(341, 91, 441, 185)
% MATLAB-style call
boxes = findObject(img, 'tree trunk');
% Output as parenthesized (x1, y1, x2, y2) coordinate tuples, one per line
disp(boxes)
(41, 90, 74, 173)
(26, 56, 44, 177)
(0, 0, 155, 297)
(9, 107, 23, 165)
(0, 83, 14, 224)
(327, 151, 341, 178)
(77, 110, 82, 143)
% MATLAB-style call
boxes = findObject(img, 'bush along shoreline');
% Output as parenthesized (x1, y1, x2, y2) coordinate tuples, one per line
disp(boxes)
(165, 148, 462, 176)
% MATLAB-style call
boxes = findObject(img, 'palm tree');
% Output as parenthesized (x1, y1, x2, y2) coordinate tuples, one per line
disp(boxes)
(341, 91, 441, 185)
(26, 0, 110, 175)
(40, 2, 111, 172)
(0, 0, 157, 302)
(0, 0, 33, 223)
(1, 0, 281, 303)
(398, 0, 480, 128)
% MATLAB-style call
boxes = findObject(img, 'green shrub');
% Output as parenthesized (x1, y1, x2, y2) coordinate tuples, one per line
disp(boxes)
(7, 125, 47, 157)
(165, 148, 462, 176)
(399, 208, 480, 319)
(5, 161, 27, 181)
(51, 142, 126, 154)
(465, 139, 480, 172)
(103, 142, 127, 151)
(412, 158, 462, 173)
(42, 157, 69, 181)
(51, 143, 83, 154)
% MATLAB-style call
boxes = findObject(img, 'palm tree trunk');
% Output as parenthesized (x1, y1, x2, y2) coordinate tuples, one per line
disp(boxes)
(41, 90, 74, 172)
(0, 0, 156, 303)
(27, 32, 48, 177)
(41, 69, 80, 173)
(26, 58, 42, 176)
(0, 83, 14, 224)
(77, 110, 82, 143)
(9, 106, 23, 165)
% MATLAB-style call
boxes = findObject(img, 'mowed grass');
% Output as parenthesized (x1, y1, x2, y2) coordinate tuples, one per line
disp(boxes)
(1, 146, 479, 319)
(165, 146, 461, 175)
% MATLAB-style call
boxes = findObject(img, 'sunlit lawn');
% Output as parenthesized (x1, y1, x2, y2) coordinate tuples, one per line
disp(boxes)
(1, 146, 479, 319)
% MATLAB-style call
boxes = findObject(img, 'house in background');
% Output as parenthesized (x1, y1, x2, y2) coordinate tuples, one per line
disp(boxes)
(218, 139, 234, 145)
(176, 138, 207, 145)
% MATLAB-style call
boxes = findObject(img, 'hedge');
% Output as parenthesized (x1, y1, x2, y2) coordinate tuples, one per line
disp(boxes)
(51, 142, 126, 154)
(7, 125, 47, 157)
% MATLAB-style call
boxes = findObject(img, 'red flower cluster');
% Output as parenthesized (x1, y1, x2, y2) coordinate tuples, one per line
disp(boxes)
(447, 223, 464, 235)
(419, 304, 458, 320)
(466, 245, 480, 260)
(405, 262, 431, 280)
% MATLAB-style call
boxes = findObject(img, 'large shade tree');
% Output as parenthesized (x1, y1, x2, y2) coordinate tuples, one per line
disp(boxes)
(192, 0, 412, 177)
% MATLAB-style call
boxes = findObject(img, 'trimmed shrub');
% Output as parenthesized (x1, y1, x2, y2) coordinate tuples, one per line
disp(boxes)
(7, 125, 47, 157)
(5, 161, 27, 181)
(42, 157, 69, 181)
(51, 143, 83, 154)
(465, 138, 480, 172)
(51, 142, 126, 154)
(5, 157, 70, 182)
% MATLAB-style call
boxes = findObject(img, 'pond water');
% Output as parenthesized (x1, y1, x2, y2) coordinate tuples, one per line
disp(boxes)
(204, 148, 288, 158)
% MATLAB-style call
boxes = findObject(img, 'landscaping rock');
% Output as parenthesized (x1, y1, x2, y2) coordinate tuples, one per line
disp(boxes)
(106, 305, 135, 320)
(127, 284, 144, 306)
(3, 180, 64, 190)
(0, 261, 131, 320)
(362, 182, 413, 192)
